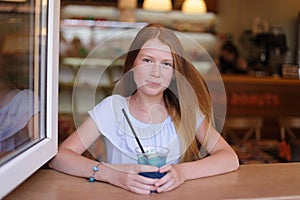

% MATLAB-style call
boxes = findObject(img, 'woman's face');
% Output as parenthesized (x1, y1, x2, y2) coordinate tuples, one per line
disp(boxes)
(133, 38, 174, 97)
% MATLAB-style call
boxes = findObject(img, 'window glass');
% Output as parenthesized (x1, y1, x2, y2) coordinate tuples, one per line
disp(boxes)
(0, 1, 46, 166)
(0, 1, 58, 198)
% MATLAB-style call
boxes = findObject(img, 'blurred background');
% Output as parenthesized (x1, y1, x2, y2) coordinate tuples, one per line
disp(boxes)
(1, 0, 300, 165)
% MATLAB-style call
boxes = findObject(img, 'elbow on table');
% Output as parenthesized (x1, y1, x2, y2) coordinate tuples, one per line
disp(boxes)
(48, 153, 60, 170)
(48, 148, 66, 170)
(230, 151, 240, 172)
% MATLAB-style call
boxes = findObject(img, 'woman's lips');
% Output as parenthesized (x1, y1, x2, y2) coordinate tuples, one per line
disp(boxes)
(146, 81, 161, 87)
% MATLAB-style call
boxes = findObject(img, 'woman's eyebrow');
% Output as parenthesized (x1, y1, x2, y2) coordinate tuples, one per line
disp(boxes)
(138, 53, 151, 57)
(162, 59, 173, 62)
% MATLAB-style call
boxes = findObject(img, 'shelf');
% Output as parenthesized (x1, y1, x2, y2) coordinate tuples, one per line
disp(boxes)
(60, 82, 114, 91)
(61, 57, 124, 68)
(61, 5, 217, 33)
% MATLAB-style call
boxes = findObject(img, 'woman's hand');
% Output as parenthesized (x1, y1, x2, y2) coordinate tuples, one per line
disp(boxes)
(154, 164, 187, 193)
(101, 163, 160, 194)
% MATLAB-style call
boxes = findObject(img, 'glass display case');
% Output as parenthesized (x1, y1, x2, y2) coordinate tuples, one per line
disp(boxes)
(59, 20, 147, 116)
(0, 1, 59, 198)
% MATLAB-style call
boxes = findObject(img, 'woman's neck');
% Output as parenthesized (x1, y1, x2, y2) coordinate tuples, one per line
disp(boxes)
(132, 92, 164, 108)
(129, 92, 168, 123)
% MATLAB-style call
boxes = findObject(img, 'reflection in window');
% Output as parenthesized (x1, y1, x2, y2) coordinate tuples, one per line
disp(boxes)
(0, 1, 46, 165)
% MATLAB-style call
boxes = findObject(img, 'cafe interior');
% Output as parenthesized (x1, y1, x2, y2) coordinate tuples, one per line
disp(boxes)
(1, 0, 300, 199)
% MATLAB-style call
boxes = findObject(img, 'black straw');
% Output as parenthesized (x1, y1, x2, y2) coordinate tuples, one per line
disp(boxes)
(121, 108, 145, 154)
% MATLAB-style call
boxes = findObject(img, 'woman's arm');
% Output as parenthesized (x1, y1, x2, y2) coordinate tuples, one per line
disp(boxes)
(49, 117, 159, 194)
(155, 119, 239, 192)
(49, 117, 104, 177)
(186, 118, 240, 178)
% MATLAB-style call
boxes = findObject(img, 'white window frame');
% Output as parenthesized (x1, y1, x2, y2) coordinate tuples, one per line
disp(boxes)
(0, 1, 60, 198)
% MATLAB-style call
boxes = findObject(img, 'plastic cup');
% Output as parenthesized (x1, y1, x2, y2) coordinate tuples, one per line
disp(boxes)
(136, 146, 169, 179)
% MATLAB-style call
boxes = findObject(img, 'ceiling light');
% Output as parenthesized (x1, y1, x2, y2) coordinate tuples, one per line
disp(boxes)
(143, 0, 172, 12)
(182, 0, 207, 14)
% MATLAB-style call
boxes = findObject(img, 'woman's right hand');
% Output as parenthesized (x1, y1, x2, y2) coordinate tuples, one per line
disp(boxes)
(99, 163, 159, 194)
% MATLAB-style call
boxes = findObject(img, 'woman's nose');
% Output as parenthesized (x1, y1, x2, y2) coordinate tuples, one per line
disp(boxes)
(150, 63, 161, 77)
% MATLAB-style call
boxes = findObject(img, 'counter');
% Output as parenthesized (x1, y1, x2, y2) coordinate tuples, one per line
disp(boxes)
(5, 163, 300, 199)
(220, 75, 300, 138)
(222, 75, 300, 117)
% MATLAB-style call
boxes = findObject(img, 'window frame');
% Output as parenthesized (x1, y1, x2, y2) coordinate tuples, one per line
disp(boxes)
(0, 1, 60, 198)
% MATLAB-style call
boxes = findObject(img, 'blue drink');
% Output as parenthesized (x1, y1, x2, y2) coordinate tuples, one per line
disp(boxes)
(136, 147, 169, 179)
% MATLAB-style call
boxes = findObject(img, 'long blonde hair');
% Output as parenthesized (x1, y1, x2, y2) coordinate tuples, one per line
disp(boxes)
(120, 24, 213, 162)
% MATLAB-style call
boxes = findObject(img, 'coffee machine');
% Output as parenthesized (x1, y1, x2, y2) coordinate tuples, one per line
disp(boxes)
(244, 26, 288, 77)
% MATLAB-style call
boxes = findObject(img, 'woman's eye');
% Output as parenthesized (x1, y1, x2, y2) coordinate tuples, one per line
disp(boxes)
(162, 62, 173, 68)
(142, 58, 152, 63)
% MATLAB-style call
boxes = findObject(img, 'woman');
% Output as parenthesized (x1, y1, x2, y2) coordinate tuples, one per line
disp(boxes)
(215, 40, 248, 74)
(49, 24, 239, 194)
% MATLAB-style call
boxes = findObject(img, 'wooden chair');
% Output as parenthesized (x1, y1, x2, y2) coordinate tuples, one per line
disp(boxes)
(222, 117, 263, 144)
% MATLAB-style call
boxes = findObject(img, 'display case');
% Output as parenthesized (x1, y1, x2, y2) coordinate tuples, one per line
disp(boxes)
(58, 6, 220, 120)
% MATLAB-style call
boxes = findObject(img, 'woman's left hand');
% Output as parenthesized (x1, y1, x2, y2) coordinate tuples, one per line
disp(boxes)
(154, 164, 186, 193)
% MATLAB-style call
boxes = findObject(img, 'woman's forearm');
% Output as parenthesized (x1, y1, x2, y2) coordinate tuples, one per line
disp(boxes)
(49, 148, 102, 180)
(179, 149, 239, 181)
(49, 149, 159, 185)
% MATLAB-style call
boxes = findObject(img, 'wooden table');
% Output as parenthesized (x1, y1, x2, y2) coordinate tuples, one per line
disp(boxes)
(5, 163, 300, 199)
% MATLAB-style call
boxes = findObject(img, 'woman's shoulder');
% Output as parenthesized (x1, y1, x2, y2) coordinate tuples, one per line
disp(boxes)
(91, 94, 127, 115)
(96, 94, 126, 107)
(102, 94, 126, 101)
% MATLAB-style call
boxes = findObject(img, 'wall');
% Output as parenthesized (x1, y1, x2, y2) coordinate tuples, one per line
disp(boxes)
(216, 0, 300, 63)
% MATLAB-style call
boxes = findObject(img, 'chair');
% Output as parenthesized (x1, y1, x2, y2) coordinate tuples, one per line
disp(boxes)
(222, 117, 263, 144)
(279, 117, 300, 141)
(279, 117, 300, 162)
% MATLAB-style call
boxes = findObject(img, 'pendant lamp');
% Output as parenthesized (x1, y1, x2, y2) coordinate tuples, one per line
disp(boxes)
(182, 0, 207, 14)
(143, 0, 172, 12)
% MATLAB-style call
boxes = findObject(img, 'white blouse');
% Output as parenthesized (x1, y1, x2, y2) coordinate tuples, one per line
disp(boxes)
(89, 94, 204, 165)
